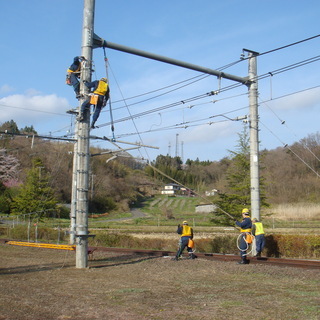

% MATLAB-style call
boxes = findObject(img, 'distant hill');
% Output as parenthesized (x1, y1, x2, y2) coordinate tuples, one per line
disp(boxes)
(1, 122, 320, 214)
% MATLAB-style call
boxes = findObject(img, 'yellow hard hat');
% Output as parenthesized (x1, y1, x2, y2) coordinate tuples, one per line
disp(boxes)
(101, 77, 107, 82)
(242, 208, 249, 214)
(182, 221, 188, 225)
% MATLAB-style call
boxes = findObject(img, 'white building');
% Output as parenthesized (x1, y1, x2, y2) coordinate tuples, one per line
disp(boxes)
(195, 204, 217, 213)
(161, 183, 180, 195)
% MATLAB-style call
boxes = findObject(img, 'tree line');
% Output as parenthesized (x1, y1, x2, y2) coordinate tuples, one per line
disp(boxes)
(0, 120, 320, 222)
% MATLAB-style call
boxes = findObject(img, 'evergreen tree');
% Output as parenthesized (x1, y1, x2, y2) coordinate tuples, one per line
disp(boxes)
(0, 182, 12, 215)
(20, 125, 37, 134)
(11, 158, 58, 219)
(212, 125, 269, 225)
(0, 120, 20, 134)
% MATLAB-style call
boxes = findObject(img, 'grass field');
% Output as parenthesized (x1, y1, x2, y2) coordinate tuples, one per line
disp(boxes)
(1, 244, 319, 320)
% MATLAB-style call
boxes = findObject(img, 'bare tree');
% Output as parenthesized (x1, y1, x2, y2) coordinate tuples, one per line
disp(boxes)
(0, 149, 20, 186)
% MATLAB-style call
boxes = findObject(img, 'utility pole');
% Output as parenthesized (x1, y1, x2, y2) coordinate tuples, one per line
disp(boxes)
(181, 141, 184, 164)
(75, 0, 95, 269)
(167, 142, 171, 156)
(246, 49, 260, 221)
(175, 133, 179, 158)
(69, 123, 78, 245)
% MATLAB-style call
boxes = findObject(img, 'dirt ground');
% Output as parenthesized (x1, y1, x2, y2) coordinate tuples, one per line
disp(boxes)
(0, 244, 319, 320)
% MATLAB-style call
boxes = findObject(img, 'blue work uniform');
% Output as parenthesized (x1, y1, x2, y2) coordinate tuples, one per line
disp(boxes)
(175, 224, 195, 259)
(252, 221, 265, 256)
(67, 57, 81, 96)
(80, 80, 110, 127)
(236, 217, 252, 260)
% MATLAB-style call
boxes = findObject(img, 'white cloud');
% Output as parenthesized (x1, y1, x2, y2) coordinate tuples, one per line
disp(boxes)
(25, 88, 42, 96)
(181, 121, 236, 144)
(0, 84, 15, 95)
(271, 88, 320, 111)
(0, 93, 70, 128)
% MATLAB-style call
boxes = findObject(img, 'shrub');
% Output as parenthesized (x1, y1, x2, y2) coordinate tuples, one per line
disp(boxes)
(6, 225, 65, 242)
(265, 234, 320, 258)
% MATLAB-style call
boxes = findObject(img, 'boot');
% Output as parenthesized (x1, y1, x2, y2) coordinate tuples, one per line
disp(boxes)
(238, 257, 249, 264)
(90, 121, 96, 129)
(190, 253, 197, 259)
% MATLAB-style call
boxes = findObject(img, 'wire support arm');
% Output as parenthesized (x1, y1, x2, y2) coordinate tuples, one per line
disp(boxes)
(93, 34, 249, 84)
(90, 135, 159, 149)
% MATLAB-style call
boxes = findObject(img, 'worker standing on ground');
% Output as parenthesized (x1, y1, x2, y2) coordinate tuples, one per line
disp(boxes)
(173, 220, 196, 260)
(252, 218, 265, 257)
(66, 56, 85, 99)
(235, 208, 252, 264)
(77, 77, 110, 129)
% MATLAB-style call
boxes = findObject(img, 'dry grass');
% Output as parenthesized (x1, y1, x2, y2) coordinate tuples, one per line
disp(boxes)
(0, 244, 319, 320)
(264, 203, 320, 220)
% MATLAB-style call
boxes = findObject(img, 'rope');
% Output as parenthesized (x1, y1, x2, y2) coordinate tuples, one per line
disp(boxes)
(236, 232, 254, 256)
(103, 47, 116, 141)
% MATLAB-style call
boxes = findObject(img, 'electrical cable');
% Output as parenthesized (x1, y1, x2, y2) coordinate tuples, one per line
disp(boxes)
(109, 58, 243, 106)
(259, 94, 320, 163)
(98, 54, 320, 130)
(114, 107, 247, 138)
(259, 34, 320, 57)
(259, 120, 320, 178)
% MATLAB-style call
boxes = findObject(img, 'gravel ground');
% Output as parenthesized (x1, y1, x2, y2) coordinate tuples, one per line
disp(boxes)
(0, 244, 319, 320)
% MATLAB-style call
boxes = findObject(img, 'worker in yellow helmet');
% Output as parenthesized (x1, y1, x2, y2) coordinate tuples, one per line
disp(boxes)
(252, 218, 265, 257)
(172, 221, 196, 260)
(235, 208, 252, 264)
(78, 77, 110, 129)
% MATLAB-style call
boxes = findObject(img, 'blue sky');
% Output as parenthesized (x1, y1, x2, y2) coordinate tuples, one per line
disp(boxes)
(1, 0, 319, 162)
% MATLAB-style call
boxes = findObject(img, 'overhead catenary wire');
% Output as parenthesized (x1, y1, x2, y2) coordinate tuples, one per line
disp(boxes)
(109, 59, 243, 106)
(114, 107, 248, 138)
(97, 55, 320, 130)
(259, 34, 320, 57)
(259, 120, 320, 178)
(100, 72, 307, 129)
(106, 34, 320, 113)
(259, 93, 320, 164)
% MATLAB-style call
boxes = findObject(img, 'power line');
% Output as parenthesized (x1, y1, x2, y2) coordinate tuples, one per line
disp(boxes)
(259, 34, 320, 57)
(99, 54, 320, 129)
(259, 120, 320, 178)
(259, 91, 320, 163)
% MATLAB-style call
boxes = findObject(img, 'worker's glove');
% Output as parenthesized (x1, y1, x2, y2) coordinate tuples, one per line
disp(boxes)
(177, 224, 180, 227)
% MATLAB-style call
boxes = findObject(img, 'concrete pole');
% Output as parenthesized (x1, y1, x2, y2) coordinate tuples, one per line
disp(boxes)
(246, 49, 260, 221)
(68, 117, 82, 245)
(75, 0, 95, 269)
(69, 124, 77, 245)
